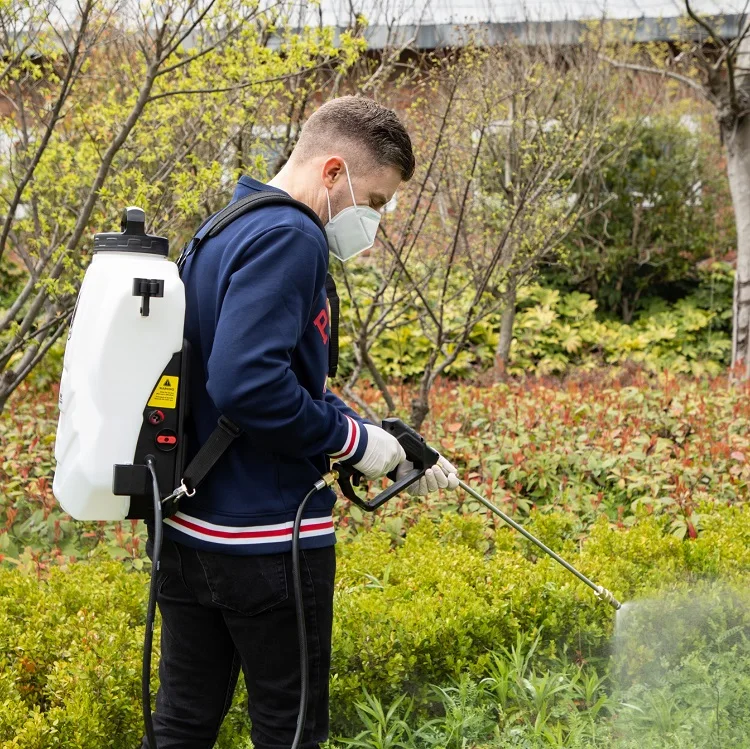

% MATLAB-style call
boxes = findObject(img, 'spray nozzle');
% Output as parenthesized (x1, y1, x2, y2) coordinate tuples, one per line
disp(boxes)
(596, 586, 622, 610)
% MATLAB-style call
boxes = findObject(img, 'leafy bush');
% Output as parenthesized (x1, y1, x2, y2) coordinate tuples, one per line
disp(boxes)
(336, 261, 733, 381)
(0, 559, 146, 748)
(335, 372, 750, 550)
(339, 640, 615, 749)
(336, 579, 750, 749)
(612, 584, 750, 748)
(4, 371, 750, 567)
(3, 507, 749, 745)
(549, 115, 733, 321)
(509, 263, 732, 377)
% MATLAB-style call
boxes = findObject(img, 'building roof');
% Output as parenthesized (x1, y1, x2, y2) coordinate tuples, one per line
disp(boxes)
(312, 0, 740, 24)
(50, 0, 747, 49)
(298, 0, 747, 47)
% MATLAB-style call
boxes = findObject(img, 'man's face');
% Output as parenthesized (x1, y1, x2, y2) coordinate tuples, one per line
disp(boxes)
(326, 160, 402, 220)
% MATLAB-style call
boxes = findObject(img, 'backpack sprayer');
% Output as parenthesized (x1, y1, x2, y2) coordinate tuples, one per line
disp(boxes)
(52, 205, 619, 749)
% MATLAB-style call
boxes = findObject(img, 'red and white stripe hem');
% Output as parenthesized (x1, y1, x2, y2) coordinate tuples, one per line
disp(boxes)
(164, 512, 335, 546)
(328, 416, 362, 462)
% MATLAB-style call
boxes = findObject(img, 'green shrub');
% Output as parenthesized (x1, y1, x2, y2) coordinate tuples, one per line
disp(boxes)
(550, 115, 732, 321)
(331, 511, 725, 728)
(508, 268, 732, 377)
(0, 559, 146, 748)
(337, 643, 616, 749)
(335, 262, 733, 381)
(1, 507, 749, 744)
(612, 584, 750, 748)
(338, 582, 750, 749)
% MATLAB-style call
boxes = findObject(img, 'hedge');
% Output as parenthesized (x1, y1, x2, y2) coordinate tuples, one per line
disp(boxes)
(1, 507, 749, 746)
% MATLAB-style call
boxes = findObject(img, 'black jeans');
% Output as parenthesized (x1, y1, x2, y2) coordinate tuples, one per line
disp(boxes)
(141, 535, 336, 749)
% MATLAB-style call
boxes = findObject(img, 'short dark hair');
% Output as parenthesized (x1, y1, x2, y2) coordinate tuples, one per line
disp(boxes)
(295, 96, 415, 181)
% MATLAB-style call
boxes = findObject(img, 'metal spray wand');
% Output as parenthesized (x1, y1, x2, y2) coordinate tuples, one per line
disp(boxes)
(457, 479, 622, 610)
(337, 418, 622, 611)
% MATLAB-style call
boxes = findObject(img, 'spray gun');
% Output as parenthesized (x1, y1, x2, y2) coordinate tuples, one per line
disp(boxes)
(335, 418, 622, 611)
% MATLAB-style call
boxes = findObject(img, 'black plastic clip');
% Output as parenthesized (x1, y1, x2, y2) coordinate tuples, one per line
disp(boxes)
(217, 415, 242, 437)
(113, 463, 151, 496)
(133, 278, 164, 317)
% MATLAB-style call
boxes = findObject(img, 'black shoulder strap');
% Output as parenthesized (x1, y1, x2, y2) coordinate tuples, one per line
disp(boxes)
(325, 274, 340, 378)
(170, 191, 339, 506)
(173, 415, 242, 504)
(177, 191, 326, 272)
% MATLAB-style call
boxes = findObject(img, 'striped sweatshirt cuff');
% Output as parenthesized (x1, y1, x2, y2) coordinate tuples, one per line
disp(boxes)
(327, 415, 367, 465)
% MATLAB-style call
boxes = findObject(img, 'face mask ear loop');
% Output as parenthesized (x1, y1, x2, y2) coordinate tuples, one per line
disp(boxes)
(342, 160, 371, 238)
(343, 161, 358, 208)
(326, 189, 333, 223)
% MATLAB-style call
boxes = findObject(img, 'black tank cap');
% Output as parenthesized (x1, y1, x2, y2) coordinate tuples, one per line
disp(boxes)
(93, 206, 169, 256)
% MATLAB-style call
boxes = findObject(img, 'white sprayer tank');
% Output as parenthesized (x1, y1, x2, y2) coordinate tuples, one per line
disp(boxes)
(53, 207, 185, 520)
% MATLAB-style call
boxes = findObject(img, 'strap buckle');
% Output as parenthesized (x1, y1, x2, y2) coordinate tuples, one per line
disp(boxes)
(178, 479, 196, 498)
(161, 480, 196, 518)
(217, 415, 242, 437)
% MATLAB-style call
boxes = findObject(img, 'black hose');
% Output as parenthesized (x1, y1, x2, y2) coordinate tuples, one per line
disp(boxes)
(290, 485, 320, 749)
(144, 456, 163, 749)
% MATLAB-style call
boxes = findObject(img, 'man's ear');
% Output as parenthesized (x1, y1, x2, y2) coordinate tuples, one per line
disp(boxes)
(321, 157, 344, 190)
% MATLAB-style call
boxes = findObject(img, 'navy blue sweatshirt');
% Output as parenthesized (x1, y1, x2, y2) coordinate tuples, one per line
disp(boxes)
(162, 177, 368, 554)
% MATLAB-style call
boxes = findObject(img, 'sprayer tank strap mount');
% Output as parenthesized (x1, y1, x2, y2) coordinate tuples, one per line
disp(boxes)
(170, 190, 340, 504)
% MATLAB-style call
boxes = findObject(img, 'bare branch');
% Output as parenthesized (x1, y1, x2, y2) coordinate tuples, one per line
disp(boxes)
(146, 61, 334, 103)
(598, 55, 707, 96)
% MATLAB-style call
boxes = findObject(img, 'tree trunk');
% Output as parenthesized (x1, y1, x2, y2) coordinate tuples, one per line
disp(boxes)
(410, 396, 430, 432)
(494, 282, 517, 376)
(725, 115, 750, 376)
(727, 22, 750, 377)
(410, 360, 434, 432)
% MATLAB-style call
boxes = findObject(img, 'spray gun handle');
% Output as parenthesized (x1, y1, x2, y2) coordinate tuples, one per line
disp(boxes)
(335, 418, 440, 511)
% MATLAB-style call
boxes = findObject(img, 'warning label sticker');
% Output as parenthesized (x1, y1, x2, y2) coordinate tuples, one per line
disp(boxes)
(147, 376, 179, 409)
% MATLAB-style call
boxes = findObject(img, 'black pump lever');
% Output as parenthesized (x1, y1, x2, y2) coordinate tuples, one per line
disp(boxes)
(335, 418, 440, 511)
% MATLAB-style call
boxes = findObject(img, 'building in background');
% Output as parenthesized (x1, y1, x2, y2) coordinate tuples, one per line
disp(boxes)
(290, 0, 747, 49)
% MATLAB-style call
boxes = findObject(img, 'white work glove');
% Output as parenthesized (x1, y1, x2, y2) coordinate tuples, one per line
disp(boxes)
(396, 455, 460, 496)
(352, 424, 407, 479)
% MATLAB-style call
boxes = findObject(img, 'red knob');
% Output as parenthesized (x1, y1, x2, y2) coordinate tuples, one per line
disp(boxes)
(155, 429, 178, 452)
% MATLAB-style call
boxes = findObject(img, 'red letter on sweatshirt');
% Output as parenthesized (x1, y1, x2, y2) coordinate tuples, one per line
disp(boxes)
(314, 308, 329, 344)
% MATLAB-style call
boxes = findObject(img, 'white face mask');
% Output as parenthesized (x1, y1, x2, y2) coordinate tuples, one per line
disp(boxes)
(324, 161, 381, 262)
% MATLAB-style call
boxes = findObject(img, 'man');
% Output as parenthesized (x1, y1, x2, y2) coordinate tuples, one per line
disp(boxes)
(143, 96, 458, 749)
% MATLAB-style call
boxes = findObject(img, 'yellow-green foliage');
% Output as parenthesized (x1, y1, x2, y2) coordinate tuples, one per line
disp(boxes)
(331, 509, 750, 726)
(0, 561, 146, 747)
(0, 1, 365, 400)
(336, 263, 733, 381)
(509, 277, 732, 377)
(4, 508, 748, 744)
